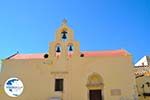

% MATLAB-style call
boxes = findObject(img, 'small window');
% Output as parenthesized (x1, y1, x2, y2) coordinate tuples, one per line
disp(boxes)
(55, 79, 63, 91)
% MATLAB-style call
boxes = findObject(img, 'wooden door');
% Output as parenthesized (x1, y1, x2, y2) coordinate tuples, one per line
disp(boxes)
(89, 90, 102, 100)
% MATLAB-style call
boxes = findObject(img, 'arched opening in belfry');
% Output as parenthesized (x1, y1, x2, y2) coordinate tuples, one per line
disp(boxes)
(87, 73, 104, 100)
(61, 30, 68, 42)
(55, 44, 62, 57)
(67, 44, 74, 57)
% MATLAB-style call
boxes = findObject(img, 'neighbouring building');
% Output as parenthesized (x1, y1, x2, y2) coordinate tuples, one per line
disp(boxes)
(0, 21, 137, 100)
(134, 56, 150, 100)
(135, 56, 150, 67)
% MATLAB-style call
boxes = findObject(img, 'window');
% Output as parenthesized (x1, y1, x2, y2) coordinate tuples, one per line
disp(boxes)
(55, 79, 63, 91)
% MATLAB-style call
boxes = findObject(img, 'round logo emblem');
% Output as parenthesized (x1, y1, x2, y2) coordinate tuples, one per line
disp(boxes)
(4, 78, 24, 97)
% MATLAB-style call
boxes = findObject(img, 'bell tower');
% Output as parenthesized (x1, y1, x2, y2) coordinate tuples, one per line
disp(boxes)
(48, 20, 80, 59)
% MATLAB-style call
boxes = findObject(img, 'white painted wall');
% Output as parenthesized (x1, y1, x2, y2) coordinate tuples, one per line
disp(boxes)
(135, 56, 148, 66)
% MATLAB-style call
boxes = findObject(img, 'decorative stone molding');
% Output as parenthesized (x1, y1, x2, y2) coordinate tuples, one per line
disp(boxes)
(87, 73, 104, 90)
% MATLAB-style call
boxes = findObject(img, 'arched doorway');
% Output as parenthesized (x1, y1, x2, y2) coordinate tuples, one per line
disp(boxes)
(87, 73, 104, 100)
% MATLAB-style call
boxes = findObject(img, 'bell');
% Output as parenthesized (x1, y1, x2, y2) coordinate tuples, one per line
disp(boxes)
(61, 31, 67, 40)
(62, 33, 67, 40)
(56, 46, 61, 52)
(69, 46, 73, 51)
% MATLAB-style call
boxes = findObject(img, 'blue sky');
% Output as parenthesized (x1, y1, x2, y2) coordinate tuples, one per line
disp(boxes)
(0, 0, 149, 63)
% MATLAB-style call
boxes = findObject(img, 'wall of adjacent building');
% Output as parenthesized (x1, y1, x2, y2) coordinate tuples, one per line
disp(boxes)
(135, 56, 148, 66)
(136, 76, 150, 100)
(134, 56, 150, 99)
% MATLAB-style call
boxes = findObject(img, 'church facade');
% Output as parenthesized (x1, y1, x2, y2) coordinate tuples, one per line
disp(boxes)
(0, 21, 137, 100)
